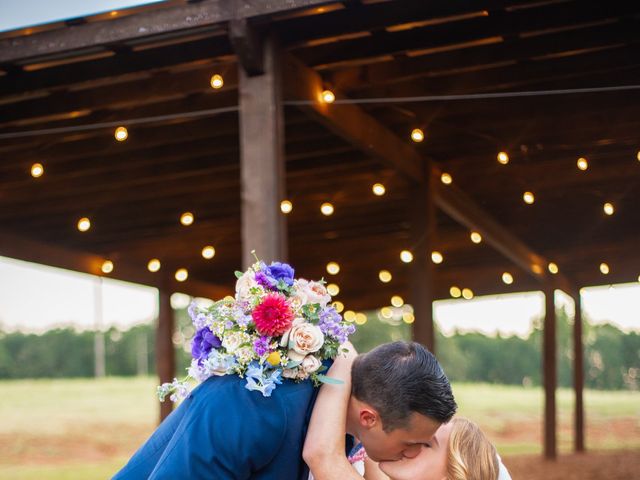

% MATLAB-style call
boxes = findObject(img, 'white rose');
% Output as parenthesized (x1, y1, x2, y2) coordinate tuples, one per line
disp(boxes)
(222, 332, 245, 353)
(301, 355, 322, 374)
(294, 279, 331, 307)
(282, 368, 299, 379)
(287, 323, 324, 361)
(235, 271, 259, 302)
(279, 317, 305, 347)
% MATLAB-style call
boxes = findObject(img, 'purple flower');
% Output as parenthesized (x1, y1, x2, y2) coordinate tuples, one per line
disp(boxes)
(255, 262, 295, 290)
(319, 306, 355, 344)
(191, 327, 222, 365)
(255, 271, 277, 290)
(253, 335, 270, 356)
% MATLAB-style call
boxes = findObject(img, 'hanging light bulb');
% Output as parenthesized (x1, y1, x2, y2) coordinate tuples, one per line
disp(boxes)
(379, 270, 392, 283)
(180, 212, 194, 226)
(391, 295, 404, 307)
(333, 301, 344, 313)
(548, 262, 559, 274)
(450, 286, 462, 298)
(321, 90, 335, 103)
(411, 128, 425, 143)
(355, 313, 367, 325)
(114, 126, 128, 142)
(502, 272, 514, 285)
(326, 262, 340, 275)
(523, 191, 535, 204)
(470, 231, 482, 244)
(280, 200, 293, 214)
(431, 251, 444, 264)
(603, 202, 615, 216)
(147, 259, 161, 272)
(440, 172, 453, 185)
(344, 310, 356, 322)
(497, 151, 509, 164)
(577, 157, 588, 171)
(462, 288, 474, 300)
(101, 260, 114, 274)
(31, 163, 44, 178)
(320, 202, 334, 216)
(202, 246, 216, 259)
(175, 268, 189, 282)
(327, 283, 340, 296)
(77, 217, 91, 232)
(372, 183, 386, 196)
(402, 312, 415, 324)
(210, 74, 224, 89)
(400, 250, 413, 263)
(599, 263, 609, 275)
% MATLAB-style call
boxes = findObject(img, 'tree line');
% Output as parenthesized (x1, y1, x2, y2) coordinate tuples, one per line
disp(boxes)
(0, 308, 637, 390)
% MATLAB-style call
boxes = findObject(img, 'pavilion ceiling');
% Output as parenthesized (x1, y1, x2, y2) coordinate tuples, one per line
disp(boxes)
(1, 0, 639, 310)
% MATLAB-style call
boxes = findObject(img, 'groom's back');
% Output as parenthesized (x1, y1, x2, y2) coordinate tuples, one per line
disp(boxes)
(113, 375, 317, 480)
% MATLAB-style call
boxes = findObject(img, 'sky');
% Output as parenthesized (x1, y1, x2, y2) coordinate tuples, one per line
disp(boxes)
(1, 256, 639, 336)
(0, 0, 165, 32)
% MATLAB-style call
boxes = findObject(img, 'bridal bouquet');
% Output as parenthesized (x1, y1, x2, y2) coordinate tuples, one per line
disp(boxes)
(158, 257, 356, 400)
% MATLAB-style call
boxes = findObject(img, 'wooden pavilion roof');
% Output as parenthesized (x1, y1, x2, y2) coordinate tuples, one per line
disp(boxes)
(1, 0, 639, 310)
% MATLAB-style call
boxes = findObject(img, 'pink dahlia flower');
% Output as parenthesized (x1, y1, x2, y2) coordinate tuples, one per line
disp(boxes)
(252, 293, 294, 337)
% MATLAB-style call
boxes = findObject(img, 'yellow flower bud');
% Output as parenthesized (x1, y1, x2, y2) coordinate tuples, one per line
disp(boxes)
(267, 351, 281, 366)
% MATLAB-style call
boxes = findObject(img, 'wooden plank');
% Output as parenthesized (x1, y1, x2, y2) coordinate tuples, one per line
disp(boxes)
(409, 168, 436, 351)
(543, 287, 558, 460)
(238, 35, 288, 268)
(574, 290, 585, 452)
(157, 288, 175, 422)
(0, 0, 335, 64)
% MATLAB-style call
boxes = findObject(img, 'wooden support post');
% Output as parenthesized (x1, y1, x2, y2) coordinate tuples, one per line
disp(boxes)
(543, 287, 557, 460)
(238, 34, 288, 269)
(574, 289, 585, 452)
(157, 289, 175, 423)
(409, 167, 436, 352)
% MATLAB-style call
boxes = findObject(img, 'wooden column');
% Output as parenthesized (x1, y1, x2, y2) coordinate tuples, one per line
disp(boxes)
(237, 33, 288, 269)
(157, 289, 175, 422)
(543, 287, 557, 460)
(410, 166, 436, 352)
(574, 289, 585, 452)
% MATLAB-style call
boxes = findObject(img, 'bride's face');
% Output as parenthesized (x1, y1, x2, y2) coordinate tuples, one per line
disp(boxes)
(377, 422, 452, 480)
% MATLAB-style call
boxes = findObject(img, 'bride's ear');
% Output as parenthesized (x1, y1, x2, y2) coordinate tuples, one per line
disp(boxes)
(359, 407, 379, 429)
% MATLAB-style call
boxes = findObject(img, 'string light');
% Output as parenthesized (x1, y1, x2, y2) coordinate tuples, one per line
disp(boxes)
(462, 288, 474, 300)
(497, 152, 509, 165)
(77, 217, 91, 232)
(321, 90, 335, 103)
(599, 263, 609, 275)
(147, 259, 161, 272)
(180, 212, 194, 226)
(402, 312, 415, 324)
(531, 264, 543, 275)
(333, 301, 344, 313)
(440, 172, 453, 185)
(175, 268, 189, 282)
(343, 310, 356, 322)
(502, 272, 514, 285)
(603, 202, 615, 216)
(114, 126, 128, 142)
(411, 128, 425, 143)
(380, 307, 393, 319)
(30, 163, 44, 178)
(210, 74, 224, 89)
(327, 283, 340, 296)
(577, 157, 588, 171)
(431, 251, 444, 264)
(391, 295, 404, 307)
(202, 246, 216, 259)
(280, 200, 293, 214)
(320, 202, 334, 216)
(355, 313, 368, 325)
(372, 183, 386, 196)
(400, 250, 413, 263)
(450, 286, 462, 298)
(101, 260, 114, 274)
(326, 262, 340, 275)
(548, 262, 559, 274)
(523, 191, 535, 204)
(379, 270, 392, 283)
(637, 151, 640, 162)
(470, 231, 482, 244)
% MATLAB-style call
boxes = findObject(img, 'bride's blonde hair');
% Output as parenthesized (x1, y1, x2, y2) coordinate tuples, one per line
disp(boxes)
(446, 418, 499, 480)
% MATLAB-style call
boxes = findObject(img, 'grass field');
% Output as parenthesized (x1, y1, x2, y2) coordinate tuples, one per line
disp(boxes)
(0, 377, 638, 479)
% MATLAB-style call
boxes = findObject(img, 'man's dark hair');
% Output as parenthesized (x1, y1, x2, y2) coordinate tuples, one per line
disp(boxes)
(351, 341, 456, 432)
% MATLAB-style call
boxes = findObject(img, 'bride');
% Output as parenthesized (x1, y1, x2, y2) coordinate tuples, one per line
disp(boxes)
(303, 343, 510, 480)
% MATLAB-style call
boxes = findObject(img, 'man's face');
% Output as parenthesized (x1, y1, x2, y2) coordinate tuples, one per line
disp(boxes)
(358, 411, 442, 463)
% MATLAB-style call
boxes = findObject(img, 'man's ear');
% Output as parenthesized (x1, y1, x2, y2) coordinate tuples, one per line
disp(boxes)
(359, 407, 379, 429)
